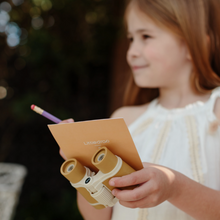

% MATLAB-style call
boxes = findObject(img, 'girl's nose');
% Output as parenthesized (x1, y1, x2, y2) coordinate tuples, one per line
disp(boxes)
(127, 41, 141, 58)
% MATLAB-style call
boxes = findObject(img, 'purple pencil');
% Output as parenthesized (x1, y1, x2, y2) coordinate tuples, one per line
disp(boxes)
(31, 104, 61, 124)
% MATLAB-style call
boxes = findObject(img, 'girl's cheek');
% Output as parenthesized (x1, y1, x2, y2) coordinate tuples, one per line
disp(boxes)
(143, 45, 160, 62)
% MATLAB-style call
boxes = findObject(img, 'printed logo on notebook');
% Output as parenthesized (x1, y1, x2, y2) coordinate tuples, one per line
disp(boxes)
(83, 140, 110, 145)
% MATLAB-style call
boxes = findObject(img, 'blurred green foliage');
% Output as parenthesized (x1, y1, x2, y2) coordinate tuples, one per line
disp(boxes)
(0, 0, 125, 219)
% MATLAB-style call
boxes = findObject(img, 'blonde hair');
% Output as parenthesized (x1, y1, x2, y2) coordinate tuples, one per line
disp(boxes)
(124, 0, 220, 106)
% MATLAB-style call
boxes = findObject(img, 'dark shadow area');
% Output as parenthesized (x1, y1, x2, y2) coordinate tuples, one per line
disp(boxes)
(0, 0, 127, 219)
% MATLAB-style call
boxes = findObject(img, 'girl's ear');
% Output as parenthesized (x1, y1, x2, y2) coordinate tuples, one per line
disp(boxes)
(185, 45, 192, 61)
(186, 51, 192, 61)
(183, 40, 191, 61)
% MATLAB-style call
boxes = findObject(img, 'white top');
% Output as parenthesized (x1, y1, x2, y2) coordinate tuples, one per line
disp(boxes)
(111, 87, 220, 220)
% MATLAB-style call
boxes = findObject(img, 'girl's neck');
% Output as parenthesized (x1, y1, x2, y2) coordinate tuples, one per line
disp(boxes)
(158, 85, 212, 109)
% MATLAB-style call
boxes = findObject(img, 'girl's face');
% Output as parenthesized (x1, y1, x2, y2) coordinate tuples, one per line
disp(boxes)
(126, 8, 192, 89)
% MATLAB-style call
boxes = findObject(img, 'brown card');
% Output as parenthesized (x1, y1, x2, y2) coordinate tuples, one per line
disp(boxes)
(48, 118, 143, 172)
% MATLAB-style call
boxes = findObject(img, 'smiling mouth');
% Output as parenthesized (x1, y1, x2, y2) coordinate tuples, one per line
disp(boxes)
(132, 65, 148, 70)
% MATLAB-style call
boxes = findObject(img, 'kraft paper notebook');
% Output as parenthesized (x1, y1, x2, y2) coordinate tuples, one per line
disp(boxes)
(48, 118, 143, 172)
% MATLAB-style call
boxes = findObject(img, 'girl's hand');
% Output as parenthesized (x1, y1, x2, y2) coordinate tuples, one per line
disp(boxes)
(58, 118, 74, 160)
(59, 118, 74, 124)
(109, 162, 178, 208)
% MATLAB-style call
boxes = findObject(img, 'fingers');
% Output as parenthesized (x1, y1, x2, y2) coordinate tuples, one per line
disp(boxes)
(112, 179, 156, 201)
(109, 169, 150, 188)
(59, 118, 74, 124)
(59, 149, 67, 160)
(111, 181, 159, 208)
(118, 196, 156, 209)
(109, 166, 176, 209)
(112, 185, 146, 202)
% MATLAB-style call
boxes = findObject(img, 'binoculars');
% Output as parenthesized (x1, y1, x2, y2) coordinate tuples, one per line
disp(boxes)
(60, 146, 136, 209)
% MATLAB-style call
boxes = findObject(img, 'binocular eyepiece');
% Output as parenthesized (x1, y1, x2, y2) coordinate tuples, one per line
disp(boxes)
(60, 146, 136, 209)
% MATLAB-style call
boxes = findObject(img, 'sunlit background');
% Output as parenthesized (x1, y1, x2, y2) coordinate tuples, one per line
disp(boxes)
(0, 0, 129, 219)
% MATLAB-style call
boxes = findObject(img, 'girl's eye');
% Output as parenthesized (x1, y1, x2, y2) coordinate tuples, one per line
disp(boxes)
(142, 34, 150, 40)
(127, 37, 133, 42)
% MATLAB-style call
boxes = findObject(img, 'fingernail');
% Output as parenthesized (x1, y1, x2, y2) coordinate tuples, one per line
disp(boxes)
(109, 180, 115, 186)
(67, 119, 74, 123)
(112, 189, 116, 196)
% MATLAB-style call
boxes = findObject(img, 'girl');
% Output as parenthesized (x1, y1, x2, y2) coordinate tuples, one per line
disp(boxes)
(61, 0, 220, 219)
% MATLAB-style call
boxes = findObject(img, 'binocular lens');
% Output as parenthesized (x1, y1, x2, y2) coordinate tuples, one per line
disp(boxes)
(94, 149, 106, 163)
(92, 147, 118, 174)
(61, 159, 86, 184)
(97, 153, 105, 162)
(67, 164, 75, 172)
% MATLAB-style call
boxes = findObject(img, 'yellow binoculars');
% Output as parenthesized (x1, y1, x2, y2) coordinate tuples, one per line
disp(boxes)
(60, 146, 136, 209)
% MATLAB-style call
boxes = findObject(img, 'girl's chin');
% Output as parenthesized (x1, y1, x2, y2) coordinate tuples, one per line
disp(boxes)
(134, 83, 157, 88)
(133, 79, 158, 88)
